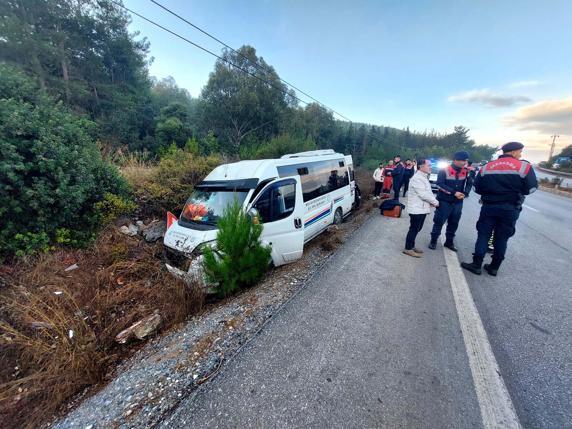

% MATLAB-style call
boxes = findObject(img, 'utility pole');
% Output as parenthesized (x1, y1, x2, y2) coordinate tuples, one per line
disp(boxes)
(548, 134, 560, 163)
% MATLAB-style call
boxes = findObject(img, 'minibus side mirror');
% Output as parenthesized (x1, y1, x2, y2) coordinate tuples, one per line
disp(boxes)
(248, 208, 260, 225)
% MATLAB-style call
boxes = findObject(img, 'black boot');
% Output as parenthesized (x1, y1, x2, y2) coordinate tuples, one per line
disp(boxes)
(483, 264, 497, 276)
(428, 239, 437, 250)
(484, 258, 502, 276)
(444, 241, 458, 252)
(461, 256, 483, 275)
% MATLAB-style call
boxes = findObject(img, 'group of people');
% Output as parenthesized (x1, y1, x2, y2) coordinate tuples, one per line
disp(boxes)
(372, 156, 416, 202)
(382, 141, 537, 277)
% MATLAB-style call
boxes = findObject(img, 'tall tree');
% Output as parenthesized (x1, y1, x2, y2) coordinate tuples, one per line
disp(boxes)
(0, 0, 154, 149)
(200, 45, 293, 154)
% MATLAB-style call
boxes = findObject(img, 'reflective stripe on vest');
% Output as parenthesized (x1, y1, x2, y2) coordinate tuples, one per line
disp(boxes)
(480, 158, 530, 178)
(445, 166, 468, 180)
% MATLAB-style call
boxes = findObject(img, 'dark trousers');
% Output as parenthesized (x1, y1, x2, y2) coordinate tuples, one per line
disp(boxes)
(401, 178, 411, 196)
(374, 181, 382, 197)
(474, 204, 520, 266)
(405, 214, 427, 250)
(393, 179, 402, 202)
(431, 200, 463, 243)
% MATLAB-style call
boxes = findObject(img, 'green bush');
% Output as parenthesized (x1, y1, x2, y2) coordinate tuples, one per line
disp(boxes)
(94, 193, 138, 225)
(202, 200, 272, 297)
(0, 64, 130, 257)
(9, 232, 52, 258)
(137, 147, 220, 214)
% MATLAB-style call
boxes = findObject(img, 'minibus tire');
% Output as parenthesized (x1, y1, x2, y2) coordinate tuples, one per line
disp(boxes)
(333, 207, 343, 225)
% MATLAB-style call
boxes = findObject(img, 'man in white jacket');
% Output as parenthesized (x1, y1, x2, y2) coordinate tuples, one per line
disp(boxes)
(372, 162, 384, 199)
(403, 159, 439, 258)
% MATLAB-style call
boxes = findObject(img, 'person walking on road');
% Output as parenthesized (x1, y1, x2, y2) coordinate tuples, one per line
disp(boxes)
(392, 155, 405, 202)
(403, 159, 439, 258)
(461, 142, 538, 276)
(428, 151, 473, 251)
(401, 159, 415, 197)
(372, 162, 384, 200)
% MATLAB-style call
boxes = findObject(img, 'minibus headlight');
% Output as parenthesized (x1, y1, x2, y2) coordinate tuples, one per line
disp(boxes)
(197, 240, 217, 253)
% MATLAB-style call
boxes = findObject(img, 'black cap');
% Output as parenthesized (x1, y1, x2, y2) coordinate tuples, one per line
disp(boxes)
(453, 151, 469, 160)
(501, 142, 524, 153)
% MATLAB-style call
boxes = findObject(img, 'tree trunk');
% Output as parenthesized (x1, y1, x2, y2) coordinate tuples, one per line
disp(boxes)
(60, 41, 71, 102)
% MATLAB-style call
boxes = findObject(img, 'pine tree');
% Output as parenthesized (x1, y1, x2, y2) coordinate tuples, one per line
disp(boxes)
(202, 200, 272, 297)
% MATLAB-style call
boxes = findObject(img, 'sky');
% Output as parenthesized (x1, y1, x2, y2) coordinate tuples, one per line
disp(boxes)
(124, 0, 572, 162)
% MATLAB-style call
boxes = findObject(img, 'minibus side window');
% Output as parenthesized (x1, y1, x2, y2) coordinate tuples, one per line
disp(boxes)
(254, 180, 296, 223)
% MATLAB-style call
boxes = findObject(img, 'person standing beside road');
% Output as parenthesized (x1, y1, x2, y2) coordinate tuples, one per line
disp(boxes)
(461, 142, 538, 276)
(392, 155, 405, 202)
(403, 159, 439, 258)
(372, 162, 384, 200)
(401, 159, 415, 197)
(428, 151, 473, 251)
(382, 160, 395, 195)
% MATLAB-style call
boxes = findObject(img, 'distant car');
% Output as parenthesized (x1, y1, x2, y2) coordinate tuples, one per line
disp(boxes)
(553, 163, 561, 169)
(428, 160, 449, 192)
(429, 165, 439, 192)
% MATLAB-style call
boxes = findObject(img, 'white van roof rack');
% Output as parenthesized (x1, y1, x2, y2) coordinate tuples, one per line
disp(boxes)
(281, 149, 336, 159)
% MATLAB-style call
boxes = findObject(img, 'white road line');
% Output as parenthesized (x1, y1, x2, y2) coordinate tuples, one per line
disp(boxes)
(523, 204, 540, 213)
(441, 238, 521, 429)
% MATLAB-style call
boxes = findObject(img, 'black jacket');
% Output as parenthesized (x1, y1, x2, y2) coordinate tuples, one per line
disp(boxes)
(474, 155, 538, 206)
(403, 166, 415, 179)
(392, 162, 404, 181)
(436, 164, 473, 203)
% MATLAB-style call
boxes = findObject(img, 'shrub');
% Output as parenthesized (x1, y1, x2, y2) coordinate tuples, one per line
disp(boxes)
(202, 200, 272, 297)
(94, 193, 138, 225)
(0, 64, 130, 257)
(125, 145, 220, 215)
(7, 232, 51, 258)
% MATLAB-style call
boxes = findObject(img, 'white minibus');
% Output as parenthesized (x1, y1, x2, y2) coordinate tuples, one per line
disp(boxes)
(163, 150, 355, 271)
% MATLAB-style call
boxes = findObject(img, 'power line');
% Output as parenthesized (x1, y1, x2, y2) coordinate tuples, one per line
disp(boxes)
(111, 1, 312, 108)
(148, 0, 351, 122)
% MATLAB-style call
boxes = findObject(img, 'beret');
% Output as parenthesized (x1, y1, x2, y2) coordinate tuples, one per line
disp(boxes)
(453, 151, 470, 160)
(501, 141, 524, 152)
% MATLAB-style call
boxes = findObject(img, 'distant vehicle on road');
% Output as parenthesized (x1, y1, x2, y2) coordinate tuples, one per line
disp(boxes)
(428, 159, 449, 192)
(163, 149, 356, 272)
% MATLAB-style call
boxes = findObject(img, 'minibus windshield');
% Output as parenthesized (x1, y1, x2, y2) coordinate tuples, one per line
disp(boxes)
(180, 189, 248, 226)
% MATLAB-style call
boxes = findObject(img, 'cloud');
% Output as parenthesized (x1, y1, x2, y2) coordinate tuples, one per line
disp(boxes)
(448, 89, 531, 108)
(504, 97, 572, 134)
(508, 80, 542, 89)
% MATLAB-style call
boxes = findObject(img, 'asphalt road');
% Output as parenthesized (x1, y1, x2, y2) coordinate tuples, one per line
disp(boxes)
(455, 190, 572, 428)
(161, 189, 571, 428)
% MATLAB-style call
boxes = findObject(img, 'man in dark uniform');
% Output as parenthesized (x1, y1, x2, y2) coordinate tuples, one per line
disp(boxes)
(401, 159, 415, 197)
(461, 142, 538, 276)
(428, 151, 473, 251)
(392, 155, 404, 202)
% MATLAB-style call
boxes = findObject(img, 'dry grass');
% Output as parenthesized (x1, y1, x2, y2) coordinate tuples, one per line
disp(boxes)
(119, 151, 221, 217)
(355, 167, 375, 199)
(319, 228, 344, 252)
(120, 153, 158, 192)
(0, 228, 204, 429)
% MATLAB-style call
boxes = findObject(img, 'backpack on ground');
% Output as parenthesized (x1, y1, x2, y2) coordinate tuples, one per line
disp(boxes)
(379, 200, 405, 218)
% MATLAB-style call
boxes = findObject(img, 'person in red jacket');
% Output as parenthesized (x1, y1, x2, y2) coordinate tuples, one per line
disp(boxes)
(382, 160, 394, 195)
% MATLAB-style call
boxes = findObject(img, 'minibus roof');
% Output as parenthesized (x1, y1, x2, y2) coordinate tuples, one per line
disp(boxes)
(204, 151, 346, 183)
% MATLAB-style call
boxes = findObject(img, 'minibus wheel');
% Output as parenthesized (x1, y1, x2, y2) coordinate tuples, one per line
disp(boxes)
(333, 207, 343, 225)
